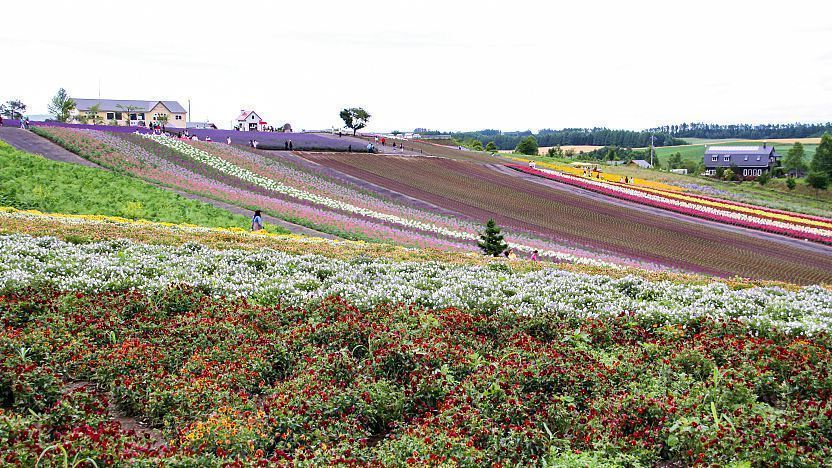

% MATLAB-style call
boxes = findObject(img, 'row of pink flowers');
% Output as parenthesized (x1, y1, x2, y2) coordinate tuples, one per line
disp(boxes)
(508, 164, 832, 245)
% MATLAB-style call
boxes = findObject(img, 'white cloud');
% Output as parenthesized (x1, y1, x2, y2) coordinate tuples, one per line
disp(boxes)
(1, 0, 830, 131)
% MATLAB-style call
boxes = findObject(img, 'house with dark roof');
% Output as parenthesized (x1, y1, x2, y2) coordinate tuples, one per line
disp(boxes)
(70, 98, 188, 128)
(703, 145, 781, 178)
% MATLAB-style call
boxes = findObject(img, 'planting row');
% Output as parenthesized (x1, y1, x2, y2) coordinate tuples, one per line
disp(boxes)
(302, 154, 832, 284)
(32, 127, 617, 267)
(508, 164, 832, 244)
(2, 233, 831, 335)
(2, 288, 831, 465)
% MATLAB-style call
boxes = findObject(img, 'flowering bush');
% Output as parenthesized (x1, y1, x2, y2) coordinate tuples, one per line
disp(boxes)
(1, 289, 831, 465)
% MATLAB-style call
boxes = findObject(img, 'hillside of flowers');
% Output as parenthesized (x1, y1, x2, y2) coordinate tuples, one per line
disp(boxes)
(508, 164, 832, 244)
(31, 126, 637, 269)
(2, 206, 832, 464)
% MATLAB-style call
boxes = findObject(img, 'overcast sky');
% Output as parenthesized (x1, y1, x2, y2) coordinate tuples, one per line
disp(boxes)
(2, 0, 831, 132)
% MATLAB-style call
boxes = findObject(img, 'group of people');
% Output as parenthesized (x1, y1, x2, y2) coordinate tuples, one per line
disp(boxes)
(502, 248, 539, 261)
(18, 117, 31, 129)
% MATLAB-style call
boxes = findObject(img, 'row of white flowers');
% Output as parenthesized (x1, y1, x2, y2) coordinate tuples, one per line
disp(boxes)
(539, 167, 832, 238)
(142, 134, 617, 268)
(2, 234, 830, 335)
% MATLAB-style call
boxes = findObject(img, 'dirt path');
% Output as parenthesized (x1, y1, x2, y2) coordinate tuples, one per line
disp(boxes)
(63, 381, 167, 450)
(0, 127, 338, 239)
(0, 127, 104, 168)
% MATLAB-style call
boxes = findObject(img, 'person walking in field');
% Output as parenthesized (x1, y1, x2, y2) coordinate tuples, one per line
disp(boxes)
(251, 210, 264, 231)
(227, 137, 232, 145)
(253, 139, 259, 149)
(531, 250, 539, 261)
(289, 140, 293, 150)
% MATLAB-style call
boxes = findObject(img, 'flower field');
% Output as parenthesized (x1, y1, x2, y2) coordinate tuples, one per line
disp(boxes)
(301, 153, 832, 284)
(30, 126, 629, 268)
(2, 224, 832, 464)
(508, 164, 832, 245)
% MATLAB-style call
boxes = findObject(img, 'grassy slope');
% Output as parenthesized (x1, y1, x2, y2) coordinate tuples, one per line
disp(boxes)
(0, 139, 289, 232)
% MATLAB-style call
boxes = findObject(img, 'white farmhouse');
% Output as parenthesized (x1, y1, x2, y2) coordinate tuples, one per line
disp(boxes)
(235, 110, 267, 131)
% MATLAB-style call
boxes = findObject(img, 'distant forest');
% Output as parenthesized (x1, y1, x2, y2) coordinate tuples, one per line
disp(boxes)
(448, 129, 684, 151)
(648, 122, 832, 140)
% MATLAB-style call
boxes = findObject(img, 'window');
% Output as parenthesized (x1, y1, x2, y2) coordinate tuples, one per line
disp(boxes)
(744, 156, 748, 161)
(129, 113, 137, 121)
(711, 156, 717, 162)
(139, 113, 145, 120)
(114, 112, 122, 120)
(106, 112, 115, 120)
(175, 115, 182, 120)
(756, 156, 761, 161)
(743, 169, 748, 176)
(723, 156, 730, 162)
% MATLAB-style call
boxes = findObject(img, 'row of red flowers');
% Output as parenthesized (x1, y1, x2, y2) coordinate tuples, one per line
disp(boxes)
(507, 164, 832, 245)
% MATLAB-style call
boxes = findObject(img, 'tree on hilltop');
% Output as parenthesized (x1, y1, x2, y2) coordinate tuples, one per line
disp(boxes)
(340, 108, 371, 135)
(478, 219, 508, 257)
(48, 88, 75, 123)
(0, 99, 26, 120)
(810, 133, 832, 178)
(515, 136, 539, 156)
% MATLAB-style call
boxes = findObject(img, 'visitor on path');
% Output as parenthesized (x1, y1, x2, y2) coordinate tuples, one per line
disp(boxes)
(191, 135, 199, 141)
(367, 142, 373, 152)
(0, 115, 3, 126)
(227, 137, 232, 145)
(284, 141, 289, 150)
(251, 210, 263, 231)
(289, 140, 293, 150)
(249, 140, 254, 147)
(381, 137, 386, 146)
(253, 140, 259, 149)
(205, 136, 212, 142)
(348, 144, 352, 152)
(531, 250, 539, 261)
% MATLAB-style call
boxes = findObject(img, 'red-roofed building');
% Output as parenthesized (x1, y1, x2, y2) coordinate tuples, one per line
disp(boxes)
(235, 110, 267, 131)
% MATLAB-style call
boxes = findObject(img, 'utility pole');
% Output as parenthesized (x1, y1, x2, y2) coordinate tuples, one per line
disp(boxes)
(188, 99, 191, 123)
(649, 134, 656, 168)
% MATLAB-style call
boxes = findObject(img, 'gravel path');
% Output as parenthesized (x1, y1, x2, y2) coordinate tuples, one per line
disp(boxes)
(0, 127, 337, 239)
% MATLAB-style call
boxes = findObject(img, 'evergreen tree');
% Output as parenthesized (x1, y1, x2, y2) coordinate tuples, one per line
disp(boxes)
(786, 177, 797, 191)
(783, 142, 807, 174)
(477, 219, 508, 257)
(48, 88, 75, 123)
(811, 132, 832, 178)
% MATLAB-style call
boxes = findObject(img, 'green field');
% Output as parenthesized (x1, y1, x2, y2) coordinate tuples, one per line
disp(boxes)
(0, 139, 288, 232)
(656, 140, 817, 165)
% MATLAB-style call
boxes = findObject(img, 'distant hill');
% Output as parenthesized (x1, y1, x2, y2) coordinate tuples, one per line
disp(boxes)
(450, 128, 684, 151)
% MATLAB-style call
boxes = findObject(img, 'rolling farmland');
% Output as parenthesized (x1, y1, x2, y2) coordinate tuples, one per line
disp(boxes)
(301, 153, 832, 284)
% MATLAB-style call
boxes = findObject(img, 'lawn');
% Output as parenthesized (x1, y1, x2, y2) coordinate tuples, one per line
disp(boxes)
(0, 139, 287, 232)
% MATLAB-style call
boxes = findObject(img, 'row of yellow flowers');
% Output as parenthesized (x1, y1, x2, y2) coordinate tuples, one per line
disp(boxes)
(507, 156, 681, 191)
(507, 157, 831, 230)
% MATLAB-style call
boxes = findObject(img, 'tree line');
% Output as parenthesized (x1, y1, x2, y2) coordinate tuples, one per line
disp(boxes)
(649, 122, 832, 140)
(451, 128, 684, 150)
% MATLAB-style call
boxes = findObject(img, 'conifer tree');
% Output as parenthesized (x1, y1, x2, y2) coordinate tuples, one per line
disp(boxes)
(477, 219, 508, 257)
